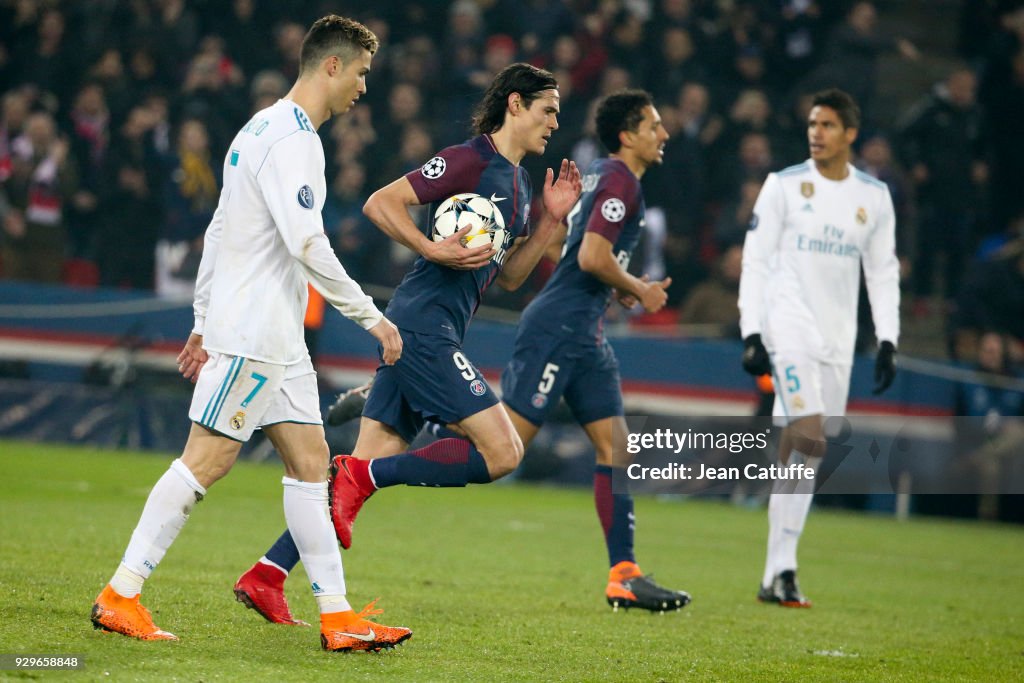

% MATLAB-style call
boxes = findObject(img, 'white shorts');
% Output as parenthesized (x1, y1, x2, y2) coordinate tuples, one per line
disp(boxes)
(770, 352, 850, 425)
(188, 352, 321, 441)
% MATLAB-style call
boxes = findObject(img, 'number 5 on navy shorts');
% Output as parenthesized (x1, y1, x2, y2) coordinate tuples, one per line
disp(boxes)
(501, 331, 623, 427)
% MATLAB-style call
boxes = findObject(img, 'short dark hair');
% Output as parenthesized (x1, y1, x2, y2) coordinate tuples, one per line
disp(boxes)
(810, 88, 860, 129)
(299, 15, 378, 75)
(595, 89, 654, 153)
(472, 63, 558, 135)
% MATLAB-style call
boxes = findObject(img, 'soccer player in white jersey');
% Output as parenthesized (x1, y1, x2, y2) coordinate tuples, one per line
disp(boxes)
(738, 88, 900, 607)
(90, 15, 411, 652)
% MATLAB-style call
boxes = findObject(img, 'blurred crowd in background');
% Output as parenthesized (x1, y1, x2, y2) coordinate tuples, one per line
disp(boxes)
(1, 0, 1023, 367)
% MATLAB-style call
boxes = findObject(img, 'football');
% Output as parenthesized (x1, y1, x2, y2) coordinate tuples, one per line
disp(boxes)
(432, 193, 506, 249)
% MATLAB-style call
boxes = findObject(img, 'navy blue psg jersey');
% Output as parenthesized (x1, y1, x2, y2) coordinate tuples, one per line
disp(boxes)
(520, 157, 644, 341)
(385, 134, 533, 342)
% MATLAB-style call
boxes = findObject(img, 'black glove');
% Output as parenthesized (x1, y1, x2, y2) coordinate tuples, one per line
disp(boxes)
(742, 334, 771, 376)
(873, 341, 897, 395)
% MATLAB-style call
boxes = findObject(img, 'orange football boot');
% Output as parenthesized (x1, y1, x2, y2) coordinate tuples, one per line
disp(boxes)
(91, 585, 178, 640)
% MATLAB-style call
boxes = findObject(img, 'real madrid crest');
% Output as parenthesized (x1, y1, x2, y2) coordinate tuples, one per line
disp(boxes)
(230, 411, 246, 430)
(800, 182, 814, 198)
(856, 207, 867, 225)
(792, 396, 805, 411)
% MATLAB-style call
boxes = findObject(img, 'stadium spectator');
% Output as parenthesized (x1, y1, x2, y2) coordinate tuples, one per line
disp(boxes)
(953, 331, 1024, 520)
(89, 14, 408, 651)
(739, 89, 900, 607)
(248, 69, 289, 114)
(65, 82, 110, 260)
(0, 90, 31, 184)
(323, 161, 386, 285)
(950, 234, 1024, 360)
(799, 1, 919, 126)
(713, 177, 762, 249)
(86, 48, 132, 123)
(898, 65, 990, 312)
(679, 242, 742, 336)
(9, 8, 71, 108)
(772, 0, 828, 83)
(0, 110, 77, 283)
(155, 118, 218, 298)
(648, 26, 708, 103)
(978, 8, 1024, 234)
(95, 105, 161, 289)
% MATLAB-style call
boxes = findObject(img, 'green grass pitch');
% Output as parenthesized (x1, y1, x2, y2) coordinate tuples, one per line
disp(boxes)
(1, 440, 1022, 681)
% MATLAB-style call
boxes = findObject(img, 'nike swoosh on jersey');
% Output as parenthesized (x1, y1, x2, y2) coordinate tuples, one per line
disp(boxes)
(490, 194, 507, 203)
(337, 628, 376, 642)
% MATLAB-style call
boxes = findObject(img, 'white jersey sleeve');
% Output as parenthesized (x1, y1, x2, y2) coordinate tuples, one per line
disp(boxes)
(739, 172, 786, 339)
(256, 136, 382, 331)
(862, 188, 900, 346)
(192, 190, 227, 335)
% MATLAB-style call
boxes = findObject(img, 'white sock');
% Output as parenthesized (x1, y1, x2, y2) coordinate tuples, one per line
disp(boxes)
(762, 493, 784, 588)
(115, 459, 206, 596)
(771, 453, 819, 575)
(316, 594, 352, 614)
(282, 477, 347, 613)
(110, 563, 144, 598)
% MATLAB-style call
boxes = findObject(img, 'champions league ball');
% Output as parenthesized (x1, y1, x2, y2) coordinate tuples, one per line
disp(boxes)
(432, 193, 506, 250)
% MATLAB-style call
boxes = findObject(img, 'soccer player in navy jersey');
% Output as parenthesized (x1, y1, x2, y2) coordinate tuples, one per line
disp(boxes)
(232, 63, 581, 624)
(499, 90, 688, 612)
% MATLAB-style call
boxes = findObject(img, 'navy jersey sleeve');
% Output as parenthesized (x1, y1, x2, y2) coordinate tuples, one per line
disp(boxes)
(405, 145, 487, 205)
(583, 170, 639, 243)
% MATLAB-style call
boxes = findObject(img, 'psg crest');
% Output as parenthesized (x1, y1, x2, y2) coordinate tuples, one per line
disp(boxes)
(469, 379, 486, 396)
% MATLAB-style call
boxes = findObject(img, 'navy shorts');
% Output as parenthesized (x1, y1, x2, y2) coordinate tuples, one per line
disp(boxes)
(363, 329, 499, 443)
(501, 328, 623, 427)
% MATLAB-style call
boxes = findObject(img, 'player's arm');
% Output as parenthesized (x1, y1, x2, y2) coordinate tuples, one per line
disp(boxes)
(577, 233, 670, 312)
(738, 173, 786, 340)
(180, 186, 230, 382)
(497, 159, 581, 290)
(862, 190, 901, 348)
(363, 176, 492, 270)
(258, 137, 401, 363)
(543, 221, 569, 262)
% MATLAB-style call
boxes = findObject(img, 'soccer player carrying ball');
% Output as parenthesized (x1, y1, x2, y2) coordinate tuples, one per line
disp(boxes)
(232, 63, 581, 622)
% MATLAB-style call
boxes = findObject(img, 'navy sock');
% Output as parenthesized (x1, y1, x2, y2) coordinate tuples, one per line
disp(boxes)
(264, 529, 300, 572)
(369, 438, 492, 488)
(594, 465, 635, 567)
